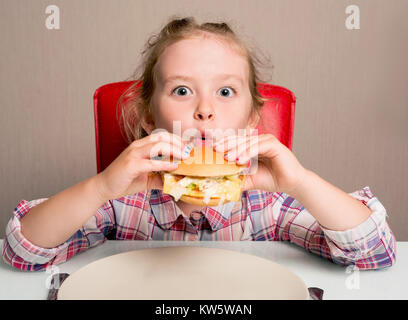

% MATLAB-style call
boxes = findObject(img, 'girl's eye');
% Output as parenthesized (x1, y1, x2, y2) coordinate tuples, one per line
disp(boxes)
(173, 86, 192, 96)
(217, 87, 236, 97)
(172, 86, 236, 97)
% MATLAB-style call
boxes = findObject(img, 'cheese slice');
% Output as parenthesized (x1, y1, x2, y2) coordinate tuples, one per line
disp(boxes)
(162, 173, 243, 203)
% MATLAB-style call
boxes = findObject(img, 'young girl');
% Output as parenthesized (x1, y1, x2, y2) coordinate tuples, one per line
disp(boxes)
(2, 17, 396, 272)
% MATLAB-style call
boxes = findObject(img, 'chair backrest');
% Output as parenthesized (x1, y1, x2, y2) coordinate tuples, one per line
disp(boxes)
(93, 81, 296, 173)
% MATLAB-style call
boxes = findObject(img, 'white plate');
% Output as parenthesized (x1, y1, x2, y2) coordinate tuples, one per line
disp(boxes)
(58, 246, 309, 300)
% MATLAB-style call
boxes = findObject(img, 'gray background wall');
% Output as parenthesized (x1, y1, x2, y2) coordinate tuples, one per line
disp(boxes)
(1, 0, 407, 239)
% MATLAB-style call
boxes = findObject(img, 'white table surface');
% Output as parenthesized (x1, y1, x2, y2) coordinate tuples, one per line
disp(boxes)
(0, 239, 407, 300)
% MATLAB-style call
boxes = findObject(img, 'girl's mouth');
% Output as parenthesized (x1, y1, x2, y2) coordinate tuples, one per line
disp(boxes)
(195, 138, 208, 146)
(194, 132, 213, 146)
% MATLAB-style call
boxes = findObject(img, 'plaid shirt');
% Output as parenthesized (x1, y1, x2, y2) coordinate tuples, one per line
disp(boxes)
(2, 186, 396, 272)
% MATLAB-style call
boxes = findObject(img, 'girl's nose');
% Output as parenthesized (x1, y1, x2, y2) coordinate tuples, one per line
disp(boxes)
(193, 108, 215, 121)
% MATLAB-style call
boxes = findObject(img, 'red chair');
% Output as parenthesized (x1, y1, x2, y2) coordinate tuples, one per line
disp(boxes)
(93, 81, 296, 174)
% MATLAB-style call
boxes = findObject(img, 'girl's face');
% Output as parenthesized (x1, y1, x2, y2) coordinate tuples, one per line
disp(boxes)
(146, 34, 256, 142)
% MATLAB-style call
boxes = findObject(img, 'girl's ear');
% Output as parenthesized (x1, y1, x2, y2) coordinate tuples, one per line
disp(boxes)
(246, 110, 260, 132)
(140, 111, 156, 135)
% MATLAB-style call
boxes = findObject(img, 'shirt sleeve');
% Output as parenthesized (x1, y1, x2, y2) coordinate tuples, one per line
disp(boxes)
(273, 186, 396, 270)
(1, 197, 116, 272)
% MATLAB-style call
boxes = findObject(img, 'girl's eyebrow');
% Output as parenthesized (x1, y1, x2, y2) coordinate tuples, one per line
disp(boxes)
(163, 74, 243, 85)
(163, 75, 193, 84)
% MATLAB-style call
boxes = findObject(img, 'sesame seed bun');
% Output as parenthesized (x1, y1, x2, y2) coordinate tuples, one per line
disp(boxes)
(170, 146, 247, 177)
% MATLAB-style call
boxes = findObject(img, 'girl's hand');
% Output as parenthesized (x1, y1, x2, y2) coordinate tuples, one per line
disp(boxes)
(94, 132, 188, 201)
(213, 133, 307, 195)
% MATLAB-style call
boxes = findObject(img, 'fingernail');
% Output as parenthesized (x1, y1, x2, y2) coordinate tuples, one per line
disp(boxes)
(183, 144, 192, 154)
(237, 157, 248, 165)
(181, 144, 193, 159)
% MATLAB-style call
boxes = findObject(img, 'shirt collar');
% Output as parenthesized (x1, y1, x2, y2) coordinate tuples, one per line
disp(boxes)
(149, 189, 240, 231)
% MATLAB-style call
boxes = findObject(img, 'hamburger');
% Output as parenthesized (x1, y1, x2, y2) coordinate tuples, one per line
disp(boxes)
(161, 145, 247, 206)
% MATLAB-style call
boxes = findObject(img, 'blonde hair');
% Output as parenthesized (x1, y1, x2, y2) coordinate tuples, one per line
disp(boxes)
(118, 16, 273, 144)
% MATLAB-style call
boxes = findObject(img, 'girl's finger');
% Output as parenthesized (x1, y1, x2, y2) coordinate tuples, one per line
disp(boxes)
(220, 134, 273, 163)
(212, 127, 255, 146)
(153, 132, 191, 158)
(139, 141, 188, 162)
(135, 131, 186, 151)
(213, 135, 250, 152)
(213, 134, 246, 146)
(222, 135, 257, 163)
(234, 135, 281, 165)
(136, 159, 179, 174)
(150, 131, 186, 146)
(147, 159, 180, 171)
(214, 134, 255, 160)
